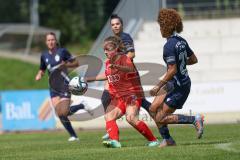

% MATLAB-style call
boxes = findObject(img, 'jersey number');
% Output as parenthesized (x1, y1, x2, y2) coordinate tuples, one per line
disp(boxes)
(107, 74, 120, 83)
(179, 51, 188, 76)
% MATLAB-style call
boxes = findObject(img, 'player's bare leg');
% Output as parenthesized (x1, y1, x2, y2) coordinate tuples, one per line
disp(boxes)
(52, 97, 79, 141)
(153, 103, 176, 147)
(153, 103, 204, 147)
(125, 104, 159, 147)
(156, 103, 204, 138)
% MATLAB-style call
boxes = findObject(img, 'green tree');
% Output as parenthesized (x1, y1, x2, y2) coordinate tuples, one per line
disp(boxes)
(38, 0, 119, 45)
(0, 0, 29, 23)
(0, 0, 119, 45)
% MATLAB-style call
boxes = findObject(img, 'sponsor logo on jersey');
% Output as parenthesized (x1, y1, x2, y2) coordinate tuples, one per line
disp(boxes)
(167, 98, 171, 102)
(55, 54, 60, 62)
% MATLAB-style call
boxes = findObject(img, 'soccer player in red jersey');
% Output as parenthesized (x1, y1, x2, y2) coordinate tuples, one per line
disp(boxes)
(101, 14, 153, 141)
(86, 36, 159, 148)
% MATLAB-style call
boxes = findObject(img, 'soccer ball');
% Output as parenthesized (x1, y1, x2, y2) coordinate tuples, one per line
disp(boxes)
(68, 76, 88, 95)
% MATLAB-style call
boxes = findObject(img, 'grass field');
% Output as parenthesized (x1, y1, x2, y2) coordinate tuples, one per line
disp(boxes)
(0, 124, 239, 160)
(0, 57, 48, 90)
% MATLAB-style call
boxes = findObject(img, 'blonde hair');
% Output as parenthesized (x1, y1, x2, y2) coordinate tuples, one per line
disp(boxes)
(104, 36, 125, 52)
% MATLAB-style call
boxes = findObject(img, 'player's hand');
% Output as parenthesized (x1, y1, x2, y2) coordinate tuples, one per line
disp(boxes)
(149, 85, 160, 96)
(150, 80, 168, 96)
(35, 73, 42, 81)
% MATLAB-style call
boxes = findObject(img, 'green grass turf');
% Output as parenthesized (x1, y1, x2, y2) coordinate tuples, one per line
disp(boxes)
(0, 57, 48, 90)
(0, 124, 239, 160)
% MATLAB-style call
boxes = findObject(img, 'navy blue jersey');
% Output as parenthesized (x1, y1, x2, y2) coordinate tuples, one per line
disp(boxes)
(119, 32, 135, 53)
(39, 48, 73, 98)
(40, 48, 73, 72)
(163, 34, 193, 86)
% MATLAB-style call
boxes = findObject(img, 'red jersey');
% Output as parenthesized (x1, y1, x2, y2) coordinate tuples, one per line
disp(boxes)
(105, 54, 144, 99)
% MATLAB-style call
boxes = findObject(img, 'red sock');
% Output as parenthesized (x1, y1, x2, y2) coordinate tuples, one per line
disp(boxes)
(106, 120, 119, 141)
(135, 121, 156, 141)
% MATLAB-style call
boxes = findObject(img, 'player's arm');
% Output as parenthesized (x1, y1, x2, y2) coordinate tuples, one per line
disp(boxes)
(63, 58, 79, 68)
(149, 64, 177, 96)
(86, 73, 107, 82)
(35, 70, 45, 81)
(127, 51, 135, 60)
(162, 64, 177, 82)
(157, 45, 177, 87)
(150, 43, 177, 96)
(187, 53, 198, 65)
(124, 34, 135, 60)
(35, 55, 46, 81)
(158, 64, 177, 86)
(61, 49, 79, 68)
(186, 42, 197, 65)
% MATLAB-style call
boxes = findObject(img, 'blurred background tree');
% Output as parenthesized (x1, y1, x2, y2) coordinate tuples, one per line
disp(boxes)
(0, 0, 30, 23)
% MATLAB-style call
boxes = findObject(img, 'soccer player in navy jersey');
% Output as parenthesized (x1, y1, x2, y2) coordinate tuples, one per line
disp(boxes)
(101, 14, 153, 140)
(149, 9, 204, 147)
(35, 32, 91, 142)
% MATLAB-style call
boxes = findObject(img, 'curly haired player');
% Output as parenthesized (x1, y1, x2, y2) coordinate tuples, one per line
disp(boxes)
(149, 9, 204, 147)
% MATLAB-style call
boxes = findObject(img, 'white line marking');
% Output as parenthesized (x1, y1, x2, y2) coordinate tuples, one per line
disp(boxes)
(215, 143, 239, 153)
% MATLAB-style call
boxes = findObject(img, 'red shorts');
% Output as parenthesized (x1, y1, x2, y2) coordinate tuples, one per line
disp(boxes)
(110, 95, 142, 114)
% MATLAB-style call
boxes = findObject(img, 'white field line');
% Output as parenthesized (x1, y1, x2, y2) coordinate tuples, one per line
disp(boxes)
(215, 142, 239, 153)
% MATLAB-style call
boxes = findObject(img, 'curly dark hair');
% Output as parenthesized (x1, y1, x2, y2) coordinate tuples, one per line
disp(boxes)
(157, 9, 183, 38)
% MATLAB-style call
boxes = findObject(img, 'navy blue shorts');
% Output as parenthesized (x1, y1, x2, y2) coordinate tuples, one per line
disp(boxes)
(49, 88, 71, 98)
(164, 82, 191, 109)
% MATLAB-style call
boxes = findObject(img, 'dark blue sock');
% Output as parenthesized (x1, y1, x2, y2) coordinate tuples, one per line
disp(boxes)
(69, 104, 85, 115)
(159, 125, 171, 139)
(141, 98, 151, 112)
(59, 116, 77, 137)
(177, 115, 195, 124)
